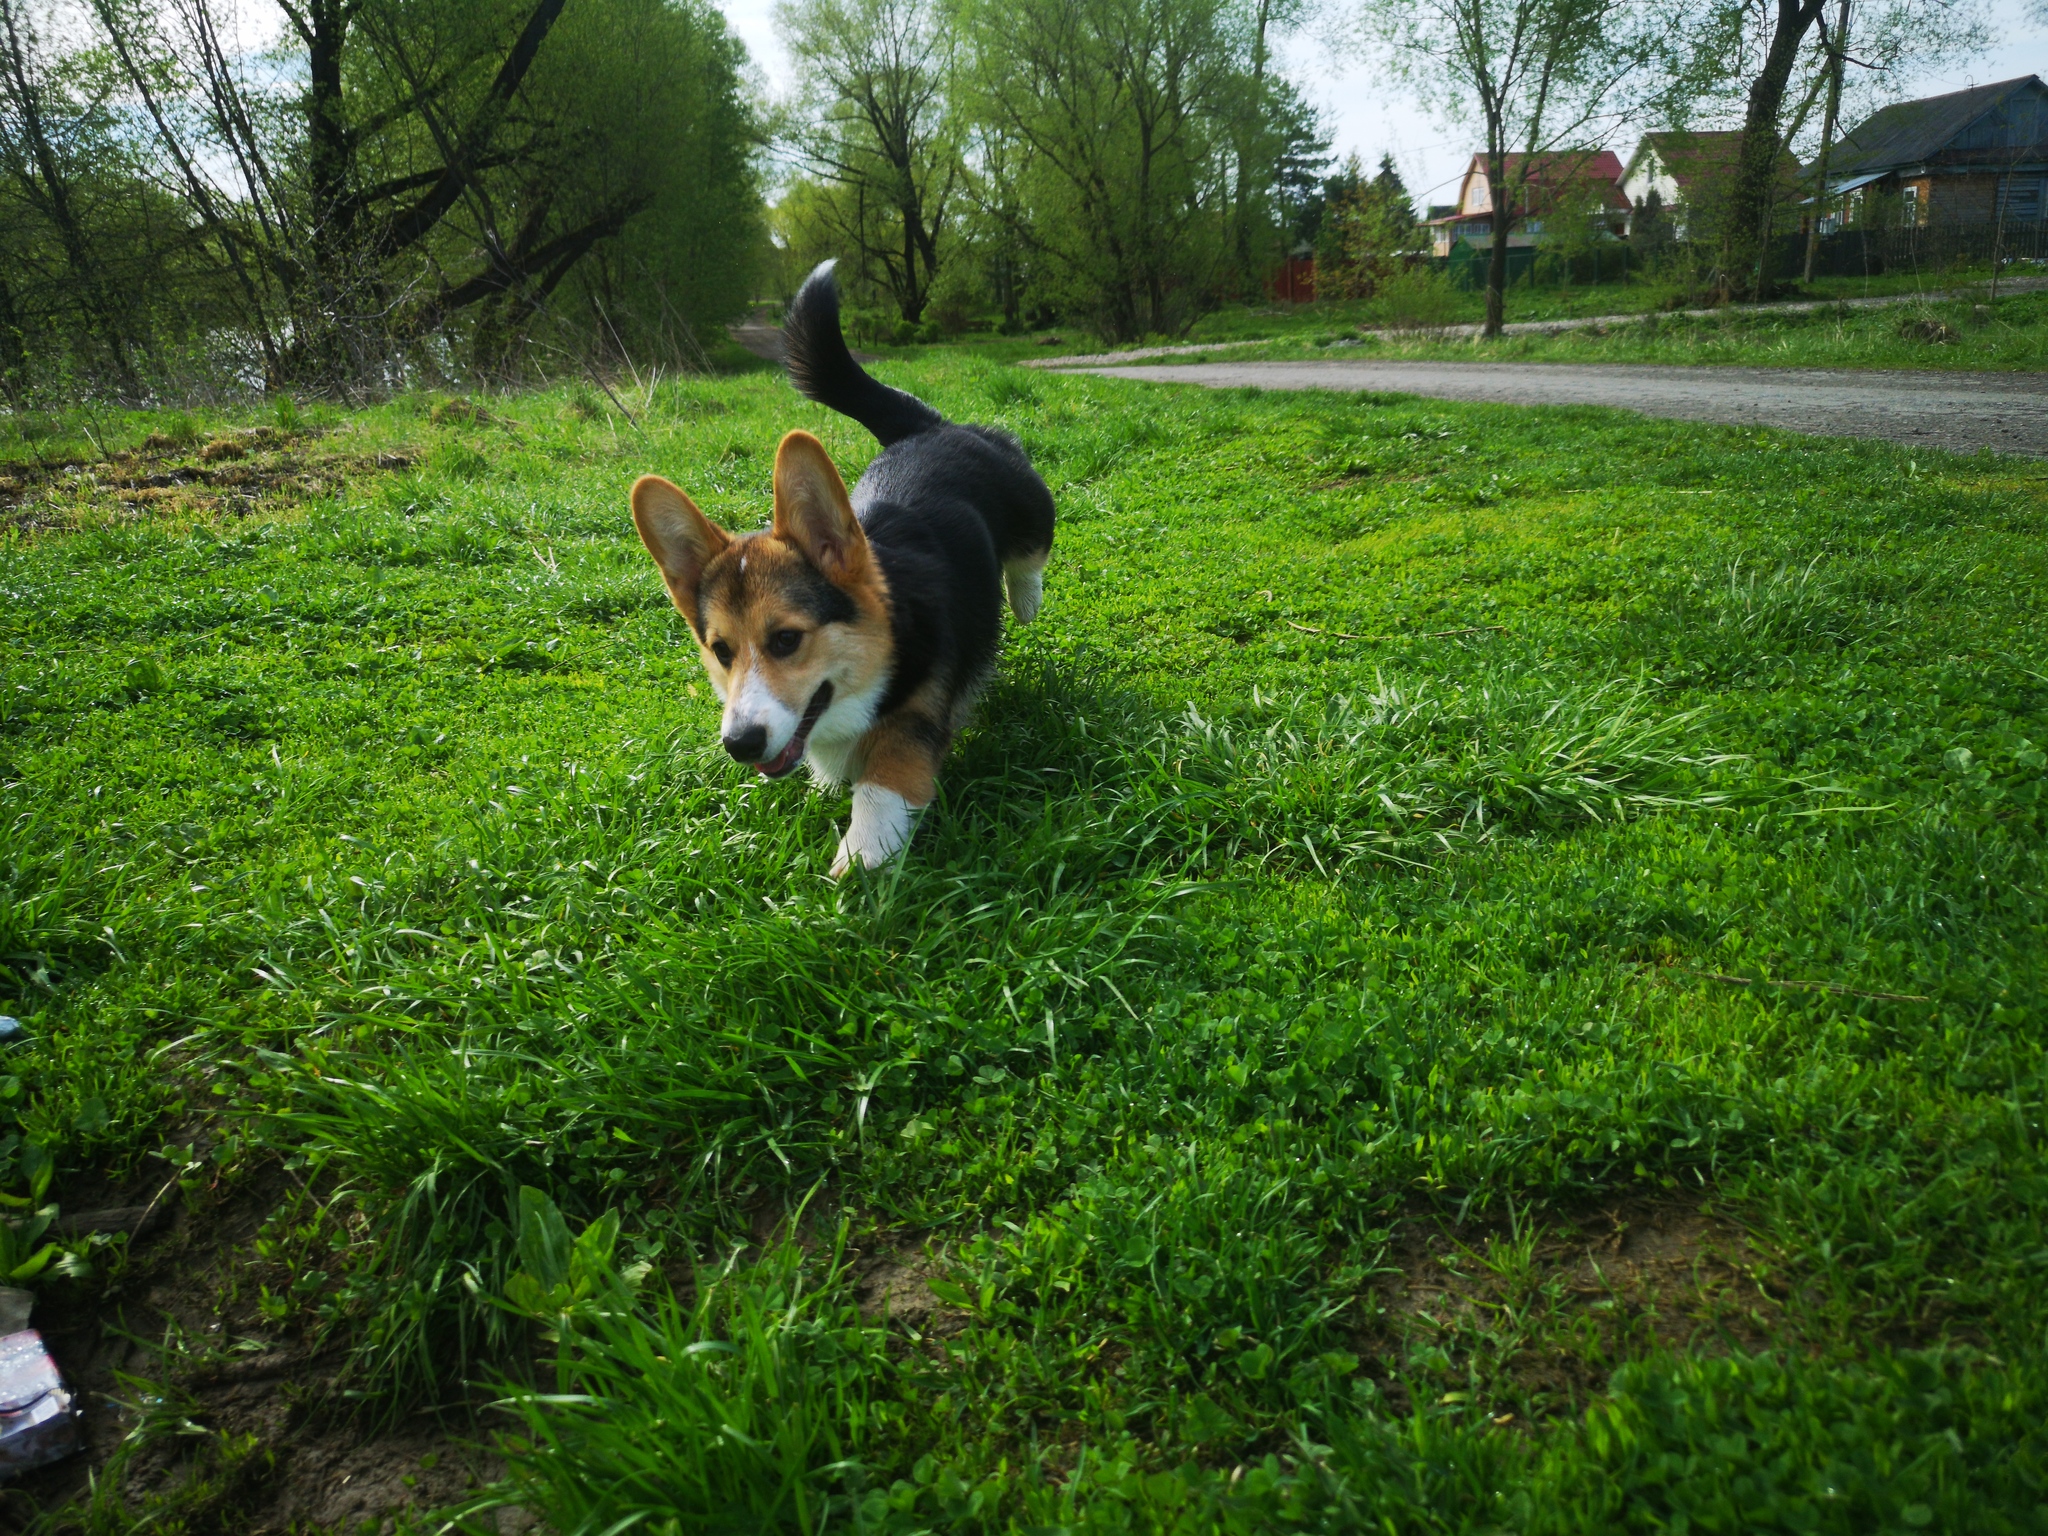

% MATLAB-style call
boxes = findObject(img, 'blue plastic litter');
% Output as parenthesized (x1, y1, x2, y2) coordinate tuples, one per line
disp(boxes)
(0, 1019, 19, 1040)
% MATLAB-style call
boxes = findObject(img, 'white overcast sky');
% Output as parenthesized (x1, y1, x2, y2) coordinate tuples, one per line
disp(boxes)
(718, 0, 2047, 213)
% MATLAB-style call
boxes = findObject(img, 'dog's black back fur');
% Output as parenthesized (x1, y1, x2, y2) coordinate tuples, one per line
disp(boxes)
(783, 261, 1055, 719)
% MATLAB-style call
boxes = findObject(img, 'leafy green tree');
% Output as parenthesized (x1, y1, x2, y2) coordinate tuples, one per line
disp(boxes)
(1295, 154, 1361, 250)
(445, 0, 766, 372)
(776, 0, 959, 325)
(0, 0, 147, 392)
(1224, 0, 1323, 295)
(1250, 78, 1333, 278)
(1658, 0, 1985, 298)
(958, 0, 1280, 340)
(1700, 0, 1837, 296)
(956, 119, 1039, 330)
(1314, 152, 1417, 297)
(4, 0, 761, 396)
(1358, 0, 1671, 335)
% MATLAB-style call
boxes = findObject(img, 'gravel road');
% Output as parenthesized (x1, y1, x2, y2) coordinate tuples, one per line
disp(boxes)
(1057, 360, 2048, 457)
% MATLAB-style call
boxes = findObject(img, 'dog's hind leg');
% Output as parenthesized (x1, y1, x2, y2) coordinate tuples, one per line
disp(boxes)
(1004, 551, 1048, 625)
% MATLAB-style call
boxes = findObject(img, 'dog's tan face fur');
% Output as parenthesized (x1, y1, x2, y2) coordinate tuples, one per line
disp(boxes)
(633, 432, 893, 780)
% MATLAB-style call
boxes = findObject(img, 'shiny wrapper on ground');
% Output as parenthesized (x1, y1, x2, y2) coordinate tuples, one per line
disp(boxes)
(0, 1330, 79, 1477)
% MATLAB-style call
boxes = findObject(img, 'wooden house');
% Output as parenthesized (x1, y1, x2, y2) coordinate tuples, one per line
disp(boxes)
(1818, 75, 2048, 228)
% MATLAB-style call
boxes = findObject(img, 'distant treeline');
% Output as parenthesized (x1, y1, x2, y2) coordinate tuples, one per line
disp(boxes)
(0, 0, 761, 402)
(765, 0, 1994, 346)
(770, 0, 1329, 345)
(0, 0, 2000, 398)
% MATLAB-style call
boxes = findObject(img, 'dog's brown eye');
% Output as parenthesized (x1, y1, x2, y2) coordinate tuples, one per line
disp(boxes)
(766, 628, 803, 659)
(711, 640, 733, 668)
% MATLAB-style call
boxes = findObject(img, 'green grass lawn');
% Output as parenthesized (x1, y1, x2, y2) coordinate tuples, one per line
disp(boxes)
(3, 361, 2047, 1533)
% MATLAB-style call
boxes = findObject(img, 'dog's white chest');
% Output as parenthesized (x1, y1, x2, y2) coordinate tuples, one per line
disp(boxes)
(803, 671, 888, 787)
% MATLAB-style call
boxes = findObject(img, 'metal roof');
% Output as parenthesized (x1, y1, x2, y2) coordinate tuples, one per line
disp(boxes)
(1826, 75, 2048, 178)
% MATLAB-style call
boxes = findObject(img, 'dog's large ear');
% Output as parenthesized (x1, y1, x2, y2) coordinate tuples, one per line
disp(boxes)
(632, 475, 729, 625)
(772, 431, 869, 585)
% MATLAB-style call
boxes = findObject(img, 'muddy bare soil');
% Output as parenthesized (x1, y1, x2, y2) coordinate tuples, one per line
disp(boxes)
(3, 1180, 1797, 1531)
(0, 1168, 496, 1536)
(6, 1194, 959, 1533)
(1359, 1198, 1787, 1419)
(0, 427, 414, 532)
(1062, 359, 2048, 458)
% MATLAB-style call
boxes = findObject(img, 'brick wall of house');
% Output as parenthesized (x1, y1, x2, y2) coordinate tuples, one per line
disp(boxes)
(1927, 173, 1998, 224)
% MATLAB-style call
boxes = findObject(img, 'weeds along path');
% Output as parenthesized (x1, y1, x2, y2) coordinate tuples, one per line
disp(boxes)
(1026, 276, 2048, 366)
(1, 368, 2045, 1531)
(1061, 359, 2048, 458)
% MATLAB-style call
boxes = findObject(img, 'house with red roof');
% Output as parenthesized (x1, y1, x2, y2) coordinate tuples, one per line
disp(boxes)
(1425, 150, 1631, 257)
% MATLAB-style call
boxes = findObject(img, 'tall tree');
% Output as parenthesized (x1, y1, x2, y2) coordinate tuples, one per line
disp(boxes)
(1224, 0, 1316, 293)
(1799, 0, 1849, 284)
(550, 0, 763, 367)
(959, 0, 1259, 340)
(1721, 0, 1829, 296)
(959, 119, 1037, 330)
(1667, 0, 1986, 298)
(777, 0, 959, 324)
(1314, 151, 1417, 297)
(56, 0, 761, 392)
(1359, 0, 1669, 336)
(0, 0, 140, 390)
(1250, 78, 1333, 271)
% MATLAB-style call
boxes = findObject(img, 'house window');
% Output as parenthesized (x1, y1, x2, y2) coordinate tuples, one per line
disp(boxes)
(1902, 184, 1919, 224)
(1999, 176, 2045, 224)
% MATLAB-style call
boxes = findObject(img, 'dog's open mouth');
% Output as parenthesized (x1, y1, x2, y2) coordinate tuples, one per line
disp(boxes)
(756, 681, 835, 779)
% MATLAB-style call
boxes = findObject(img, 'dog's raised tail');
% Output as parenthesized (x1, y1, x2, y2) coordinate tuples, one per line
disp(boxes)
(783, 260, 944, 447)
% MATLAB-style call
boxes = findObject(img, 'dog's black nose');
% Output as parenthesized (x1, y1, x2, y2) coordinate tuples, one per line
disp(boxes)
(723, 725, 768, 762)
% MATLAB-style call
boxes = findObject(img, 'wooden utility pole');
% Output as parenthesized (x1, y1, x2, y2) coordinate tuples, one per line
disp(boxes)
(1991, 100, 2023, 306)
(1801, 0, 1849, 284)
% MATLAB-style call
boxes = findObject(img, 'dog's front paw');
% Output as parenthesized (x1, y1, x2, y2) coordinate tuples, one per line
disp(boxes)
(830, 783, 917, 877)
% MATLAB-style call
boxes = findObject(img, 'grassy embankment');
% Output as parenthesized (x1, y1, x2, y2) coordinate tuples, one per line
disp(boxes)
(1134, 286, 2048, 373)
(899, 270, 2048, 373)
(2, 358, 2046, 1532)
(1175, 263, 2030, 340)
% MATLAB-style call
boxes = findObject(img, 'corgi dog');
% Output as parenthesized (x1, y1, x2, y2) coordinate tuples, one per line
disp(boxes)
(630, 260, 1056, 876)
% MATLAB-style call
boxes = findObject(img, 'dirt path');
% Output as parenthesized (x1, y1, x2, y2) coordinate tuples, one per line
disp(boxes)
(728, 320, 879, 365)
(1026, 278, 2048, 368)
(730, 321, 789, 362)
(1056, 359, 2048, 458)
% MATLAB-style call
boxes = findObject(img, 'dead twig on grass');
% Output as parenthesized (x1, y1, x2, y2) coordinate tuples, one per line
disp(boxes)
(1284, 620, 1509, 642)
(1645, 964, 1928, 1003)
